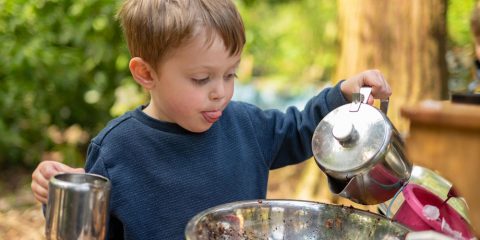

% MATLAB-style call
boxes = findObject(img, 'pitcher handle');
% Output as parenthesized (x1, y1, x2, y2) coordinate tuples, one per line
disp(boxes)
(350, 87, 389, 114)
(380, 98, 389, 115)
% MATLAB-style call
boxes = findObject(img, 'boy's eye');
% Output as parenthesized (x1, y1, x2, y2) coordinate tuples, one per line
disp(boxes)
(192, 77, 210, 85)
(225, 73, 238, 81)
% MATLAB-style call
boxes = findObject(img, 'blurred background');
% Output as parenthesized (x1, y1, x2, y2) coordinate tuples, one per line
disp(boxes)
(0, 0, 477, 238)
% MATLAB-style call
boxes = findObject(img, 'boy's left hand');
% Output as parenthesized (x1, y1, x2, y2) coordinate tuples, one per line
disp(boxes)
(340, 69, 392, 104)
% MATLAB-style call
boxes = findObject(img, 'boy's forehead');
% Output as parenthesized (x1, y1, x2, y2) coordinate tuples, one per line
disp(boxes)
(159, 28, 241, 67)
(181, 27, 232, 53)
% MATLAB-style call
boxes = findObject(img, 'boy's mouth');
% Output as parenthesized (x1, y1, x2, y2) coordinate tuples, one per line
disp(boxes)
(202, 111, 222, 123)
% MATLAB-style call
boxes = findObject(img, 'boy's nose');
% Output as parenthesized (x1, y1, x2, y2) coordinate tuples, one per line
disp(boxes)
(209, 81, 226, 101)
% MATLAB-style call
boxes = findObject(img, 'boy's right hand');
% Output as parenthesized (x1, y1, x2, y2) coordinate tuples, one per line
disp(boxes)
(31, 161, 85, 204)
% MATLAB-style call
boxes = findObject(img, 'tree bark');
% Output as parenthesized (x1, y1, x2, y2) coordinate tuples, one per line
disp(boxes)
(289, 0, 448, 207)
(335, 0, 448, 133)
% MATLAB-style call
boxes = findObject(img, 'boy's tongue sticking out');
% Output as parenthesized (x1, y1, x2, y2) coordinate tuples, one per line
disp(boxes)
(202, 110, 222, 123)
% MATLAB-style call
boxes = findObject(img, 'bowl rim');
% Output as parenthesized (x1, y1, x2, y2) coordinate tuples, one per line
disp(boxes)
(184, 199, 411, 238)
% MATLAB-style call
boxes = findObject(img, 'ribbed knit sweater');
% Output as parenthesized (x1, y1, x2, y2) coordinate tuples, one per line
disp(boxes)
(85, 83, 347, 239)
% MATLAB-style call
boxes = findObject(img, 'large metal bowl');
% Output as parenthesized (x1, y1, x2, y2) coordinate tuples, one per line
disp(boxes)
(185, 200, 410, 239)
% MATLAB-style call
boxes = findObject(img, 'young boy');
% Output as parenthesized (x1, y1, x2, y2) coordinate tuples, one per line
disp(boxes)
(31, 0, 392, 239)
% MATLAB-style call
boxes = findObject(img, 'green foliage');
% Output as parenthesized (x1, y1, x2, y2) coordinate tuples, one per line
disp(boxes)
(0, 0, 476, 169)
(448, 0, 476, 47)
(237, 0, 338, 95)
(0, 0, 131, 167)
(447, 0, 477, 91)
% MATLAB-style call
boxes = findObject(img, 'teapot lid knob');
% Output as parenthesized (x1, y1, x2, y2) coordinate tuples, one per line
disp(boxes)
(312, 101, 392, 174)
(332, 120, 354, 142)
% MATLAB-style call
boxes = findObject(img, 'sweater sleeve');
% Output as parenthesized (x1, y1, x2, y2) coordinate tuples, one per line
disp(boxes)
(85, 141, 109, 177)
(245, 81, 348, 169)
(85, 142, 124, 240)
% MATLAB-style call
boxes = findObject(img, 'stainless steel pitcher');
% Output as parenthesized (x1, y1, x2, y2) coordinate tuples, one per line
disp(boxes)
(45, 173, 111, 240)
(312, 87, 412, 205)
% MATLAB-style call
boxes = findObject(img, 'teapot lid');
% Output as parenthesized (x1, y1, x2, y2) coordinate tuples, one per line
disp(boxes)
(312, 92, 392, 177)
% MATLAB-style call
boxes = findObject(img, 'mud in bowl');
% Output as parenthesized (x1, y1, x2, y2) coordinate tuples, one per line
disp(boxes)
(185, 199, 410, 239)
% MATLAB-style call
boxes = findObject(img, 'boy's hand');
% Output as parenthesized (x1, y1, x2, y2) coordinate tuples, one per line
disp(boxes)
(340, 69, 392, 104)
(31, 161, 85, 204)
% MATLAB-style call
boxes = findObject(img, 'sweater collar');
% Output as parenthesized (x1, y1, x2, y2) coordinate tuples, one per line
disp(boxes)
(131, 105, 194, 134)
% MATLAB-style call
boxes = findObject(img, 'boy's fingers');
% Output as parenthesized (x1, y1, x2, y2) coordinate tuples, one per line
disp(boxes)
(72, 168, 86, 173)
(367, 95, 375, 105)
(35, 194, 47, 205)
(32, 166, 50, 189)
(373, 71, 387, 91)
(365, 70, 391, 100)
(31, 181, 48, 204)
(31, 161, 85, 205)
(39, 162, 60, 181)
(55, 163, 85, 174)
(38, 196, 47, 204)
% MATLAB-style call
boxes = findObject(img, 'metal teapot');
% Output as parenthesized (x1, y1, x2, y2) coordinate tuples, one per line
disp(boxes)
(312, 87, 412, 205)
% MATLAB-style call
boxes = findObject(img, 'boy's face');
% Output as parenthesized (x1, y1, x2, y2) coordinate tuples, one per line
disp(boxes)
(145, 29, 240, 133)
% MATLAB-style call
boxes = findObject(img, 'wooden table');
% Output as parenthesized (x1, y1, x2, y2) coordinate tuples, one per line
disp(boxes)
(401, 100, 480, 235)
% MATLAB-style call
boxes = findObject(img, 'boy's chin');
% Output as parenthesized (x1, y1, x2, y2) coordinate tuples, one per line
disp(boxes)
(183, 123, 213, 133)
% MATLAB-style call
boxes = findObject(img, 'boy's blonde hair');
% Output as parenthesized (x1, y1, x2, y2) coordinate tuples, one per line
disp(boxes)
(117, 0, 245, 67)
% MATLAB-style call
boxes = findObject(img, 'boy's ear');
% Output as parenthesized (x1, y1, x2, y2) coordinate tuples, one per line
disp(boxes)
(129, 57, 156, 90)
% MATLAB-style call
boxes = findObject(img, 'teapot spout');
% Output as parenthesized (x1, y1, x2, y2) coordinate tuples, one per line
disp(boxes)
(326, 171, 407, 205)
(326, 175, 350, 194)
(326, 175, 376, 205)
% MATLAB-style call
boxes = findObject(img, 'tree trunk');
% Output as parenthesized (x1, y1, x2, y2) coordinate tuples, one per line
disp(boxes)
(335, 0, 448, 133)
(289, 0, 448, 208)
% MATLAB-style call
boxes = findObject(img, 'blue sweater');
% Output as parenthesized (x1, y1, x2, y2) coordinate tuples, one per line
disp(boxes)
(85, 83, 347, 239)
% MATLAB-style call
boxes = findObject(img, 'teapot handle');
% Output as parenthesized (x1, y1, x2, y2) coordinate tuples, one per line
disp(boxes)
(350, 87, 389, 114)
(380, 98, 389, 115)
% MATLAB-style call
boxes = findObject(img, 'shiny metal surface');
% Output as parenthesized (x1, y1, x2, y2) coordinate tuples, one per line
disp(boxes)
(45, 173, 111, 240)
(379, 165, 471, 222)
(185, 200, 410, 240)
(312, 98, 412, 205)
(312, 104, 389, 175)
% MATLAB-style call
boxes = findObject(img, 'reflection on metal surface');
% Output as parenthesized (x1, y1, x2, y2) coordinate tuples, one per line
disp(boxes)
(379, 165, 471, 223)
(185, 200, 410, 240)
(45, 173, 111, 240)
(313, 104, 388, 174)
(312, 101, 412, 205)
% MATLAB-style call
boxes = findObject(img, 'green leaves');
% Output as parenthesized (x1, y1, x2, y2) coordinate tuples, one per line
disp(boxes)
(0, 0, 130, 167)
(238, 0, 338, 95)
(0, 0, 475, 168)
